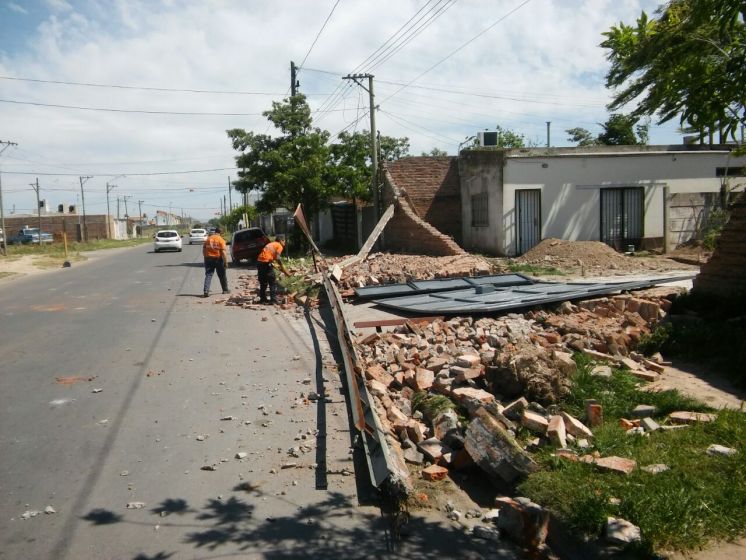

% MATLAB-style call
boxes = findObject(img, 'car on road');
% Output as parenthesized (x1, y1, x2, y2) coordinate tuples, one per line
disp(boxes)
(153, 230, 183, 252)
(8, 227, 54, 245)
(188, 228, 207, 244)
(230, 227, 269, 263)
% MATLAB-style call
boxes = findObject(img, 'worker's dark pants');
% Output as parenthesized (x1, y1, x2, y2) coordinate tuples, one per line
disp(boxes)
(203, 257, 228, 294)
(257, 262, 277, 302)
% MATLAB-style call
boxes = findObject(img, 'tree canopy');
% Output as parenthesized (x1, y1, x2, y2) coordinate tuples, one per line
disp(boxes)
(602, 0, 746, 143)
(566, 114, 649, 146)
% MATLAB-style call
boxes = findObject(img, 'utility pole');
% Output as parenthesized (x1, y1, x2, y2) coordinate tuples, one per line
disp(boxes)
(138, 200, 144, 234)
(30, 178, 42, 242)
(106, 182, 117, 239)
(79, 176, 92, 242)
(290, 61, 298, 96)
(123, 195, 131, 218)
(227, 176, 232, 211)
(343, 73, 379, 224)
(0, 140, 18, 255)
(546, 121, 551, 148)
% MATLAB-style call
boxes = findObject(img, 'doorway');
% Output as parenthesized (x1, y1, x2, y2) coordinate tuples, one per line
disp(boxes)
(600, 187, 644, 250)
(516, 189, 541, 255)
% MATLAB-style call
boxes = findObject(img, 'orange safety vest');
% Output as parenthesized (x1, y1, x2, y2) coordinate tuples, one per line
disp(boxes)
(203, 234, 226, 258)
(257, 241, 284, 263)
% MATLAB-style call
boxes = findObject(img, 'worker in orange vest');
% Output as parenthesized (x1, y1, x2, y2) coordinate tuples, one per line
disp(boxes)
(202, 226, 229, 297)
(256, 234, 290, 304)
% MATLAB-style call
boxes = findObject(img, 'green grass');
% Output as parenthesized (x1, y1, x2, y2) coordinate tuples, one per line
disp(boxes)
(0, 271, 18, 280)
(6, 237, 151, 257)
(518, 355, 746, 554)
(411, 392, 456, 423)
(277, 271, 320, 300)
(508, 262, 564, 276)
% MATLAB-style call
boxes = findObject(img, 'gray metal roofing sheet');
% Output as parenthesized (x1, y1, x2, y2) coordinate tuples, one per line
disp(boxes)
(370, 275, 692, 315)
(354, 273, 531, 299)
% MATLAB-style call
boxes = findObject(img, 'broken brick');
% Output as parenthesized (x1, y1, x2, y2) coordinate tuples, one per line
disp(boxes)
(422, 464, 449, 481)
(521, 410, 549, 434)
(547, 415, 567, 448)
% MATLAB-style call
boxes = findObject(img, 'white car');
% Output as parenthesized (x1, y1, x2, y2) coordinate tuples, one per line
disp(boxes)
(153, 230, 183, 252)
(188, 228, 208, 244)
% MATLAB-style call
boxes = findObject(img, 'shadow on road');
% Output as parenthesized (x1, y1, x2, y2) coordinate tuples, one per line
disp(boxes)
(81, 488, 511, 560)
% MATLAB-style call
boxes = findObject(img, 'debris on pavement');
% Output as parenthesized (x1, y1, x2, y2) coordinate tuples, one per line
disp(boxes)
(125, 502, 146, 509)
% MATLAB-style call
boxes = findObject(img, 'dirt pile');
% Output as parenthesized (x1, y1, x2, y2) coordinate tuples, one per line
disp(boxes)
(336, 252, 496, 290)
(515, 238, 697, 276)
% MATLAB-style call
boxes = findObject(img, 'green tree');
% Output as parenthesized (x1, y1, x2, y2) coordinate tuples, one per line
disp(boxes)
(602, 0, 746, 144)
(566, 114, 649, 146)
(566, 127, 598, 146)
(227, 94, 331, 217)
(325, 130, 410, 202)
(222, 204, 257, 232)
(421, 147, 448, 156)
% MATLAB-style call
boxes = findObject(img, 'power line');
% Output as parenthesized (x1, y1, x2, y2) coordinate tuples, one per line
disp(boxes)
(382, 0, 533, 105)
(298, 0, 343, 71)
(0, 75, 286, 96)
(2, 167, 237, 177)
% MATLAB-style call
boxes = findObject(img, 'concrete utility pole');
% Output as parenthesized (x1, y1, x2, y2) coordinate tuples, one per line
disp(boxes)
(0, 140, 18, 255)
(123, 195, 131, 218)
(290, 61, 298, 96)
(546, 122, 551, 148)
(106, 182, 117, 239)
(227, 176, 232, 212)
(138, 200, 144, 234)
(79, 176, 92, 242)
(30, 178, 42, 242)
(343, 73, 379, 224)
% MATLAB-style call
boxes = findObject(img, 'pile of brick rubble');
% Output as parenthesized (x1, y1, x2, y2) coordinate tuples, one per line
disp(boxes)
(354, 286, 716, 550)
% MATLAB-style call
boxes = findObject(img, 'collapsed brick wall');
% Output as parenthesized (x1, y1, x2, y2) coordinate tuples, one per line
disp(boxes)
(693, 190, 746, 298)
(385, 156, 462, 243)
(382, 164, 465, 256)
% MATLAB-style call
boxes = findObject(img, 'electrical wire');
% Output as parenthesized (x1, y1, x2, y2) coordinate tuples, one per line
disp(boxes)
(382, 0, 533, 105)
(298, 0, 343, 71)
(2, 167, 237, 177)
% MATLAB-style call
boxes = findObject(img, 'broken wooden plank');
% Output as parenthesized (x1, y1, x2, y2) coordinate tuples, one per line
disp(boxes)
(337, 204, 395, 270)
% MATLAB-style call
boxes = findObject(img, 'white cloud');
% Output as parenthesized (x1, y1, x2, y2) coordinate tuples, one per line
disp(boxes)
(0, 0, 674, 219)
(7, 2, 28, 14)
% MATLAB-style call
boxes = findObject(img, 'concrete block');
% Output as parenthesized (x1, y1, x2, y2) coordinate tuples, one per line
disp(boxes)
(605, 517, 641, 545)
(640, 417, 660, 432)
(669, 411, 717, 424)
(706, 444, 737, 457)
(631, 404, 658, 418)
(464, 407, 538, 484)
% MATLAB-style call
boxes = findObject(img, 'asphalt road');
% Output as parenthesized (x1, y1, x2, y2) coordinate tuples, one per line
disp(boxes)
(0, 243, 518, 559)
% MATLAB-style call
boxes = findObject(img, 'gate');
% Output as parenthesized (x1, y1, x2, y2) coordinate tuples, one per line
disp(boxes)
(516, 189, 541, 255)
(600, 187, 644, 250)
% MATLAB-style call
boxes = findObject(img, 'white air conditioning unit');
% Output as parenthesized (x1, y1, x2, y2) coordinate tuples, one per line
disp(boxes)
(477, 131, 499, 147)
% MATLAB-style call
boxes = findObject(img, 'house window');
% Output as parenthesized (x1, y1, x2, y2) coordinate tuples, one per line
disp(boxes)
(715, 166, 745, 177)
(471, 192, 488, 227)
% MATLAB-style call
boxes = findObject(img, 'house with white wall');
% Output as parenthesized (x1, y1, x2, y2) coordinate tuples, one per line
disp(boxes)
(459, 145, 746, 256)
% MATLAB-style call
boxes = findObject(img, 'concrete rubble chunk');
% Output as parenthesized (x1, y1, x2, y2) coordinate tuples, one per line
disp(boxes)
(546, 415, 567, 448)
(591, 364, 613, 378)
(402, 447, 425, 464)
(451, 387, 495, 407)
(422, 464, 449, 481)
(44, 505, 56, 514)
(706, 444, 737, 457)
(453, 367, 482, 384)
(433, 410, 459, 442)
(503, 397, 528, 420)
(465, 407, 538, 484)
(411, 367, 435, 391)
(472, 525, 501, 541)
(552, 350, 577, 376)
(560, 411, 594, 438)
(631, 404, 657, 418)
(669, 411, 717, 424)
(594, 456, 637, 475)
(126, 502, 147, 509)
(365, 364, 395, 387)
(606, 517, 641, 545)
(642, 463, 669, 474)
(640, 417, 660, 432)
(367, 379, 389, 398)
(417, 437, 451, 463)
(495, 496, 550, 550)
(521, 410, 549, 434)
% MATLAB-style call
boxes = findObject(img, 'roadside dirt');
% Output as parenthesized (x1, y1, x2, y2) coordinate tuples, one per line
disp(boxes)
(0, 253, 87, 284)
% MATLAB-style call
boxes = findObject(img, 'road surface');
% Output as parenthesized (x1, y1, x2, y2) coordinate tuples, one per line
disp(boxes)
(0, 243, 516, 559)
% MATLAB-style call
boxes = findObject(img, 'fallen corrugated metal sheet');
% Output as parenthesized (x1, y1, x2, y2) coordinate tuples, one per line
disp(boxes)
(370, 274, 694, 315)
(355, 273, 532, 299)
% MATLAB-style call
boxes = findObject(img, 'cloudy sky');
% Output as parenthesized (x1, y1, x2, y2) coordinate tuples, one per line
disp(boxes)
(0, 0, 672, 221)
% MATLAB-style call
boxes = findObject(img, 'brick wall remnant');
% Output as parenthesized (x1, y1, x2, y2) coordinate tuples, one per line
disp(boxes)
(693, 190, 746, 298)
(382, 159, 465, 256)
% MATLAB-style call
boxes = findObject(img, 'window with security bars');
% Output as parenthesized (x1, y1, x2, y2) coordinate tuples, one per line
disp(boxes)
(471, 192, 489, 227)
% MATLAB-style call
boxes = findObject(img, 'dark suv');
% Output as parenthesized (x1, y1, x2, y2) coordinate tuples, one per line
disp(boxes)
(230, 227, 269, 264)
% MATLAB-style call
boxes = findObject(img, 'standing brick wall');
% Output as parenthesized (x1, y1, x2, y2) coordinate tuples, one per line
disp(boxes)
(382, 165, 465, 256)
(386, 156, 462, 243)
(693, 190, 746, 298)
(2, 214, 113, 241)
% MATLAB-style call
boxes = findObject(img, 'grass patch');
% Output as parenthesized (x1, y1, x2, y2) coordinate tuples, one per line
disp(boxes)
(518, 355, 746, 555)
(6, 237, 151, 257)
(411, 392, 456, 423)
(508, 262, 564, 276)
(277, 272, 320, 300)
(0, 271, 18, 280)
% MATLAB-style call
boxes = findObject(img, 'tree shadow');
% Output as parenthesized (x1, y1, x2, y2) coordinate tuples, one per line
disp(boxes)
(81, 508, 123, 525)
(150, 498, 193, 516)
